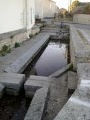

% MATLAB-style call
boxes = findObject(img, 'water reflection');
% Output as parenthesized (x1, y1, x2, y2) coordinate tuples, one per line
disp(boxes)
(32, 41, 67, 76)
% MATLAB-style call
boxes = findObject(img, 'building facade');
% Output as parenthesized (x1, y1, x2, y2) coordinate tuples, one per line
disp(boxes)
(35, 0, 57, 19)
(0, 0, 35, 49)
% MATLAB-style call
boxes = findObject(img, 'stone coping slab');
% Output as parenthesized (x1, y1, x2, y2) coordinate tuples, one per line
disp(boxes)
(0, 73, 25, 95)
(24, 87, 49, 120)
(5, 35, 50, 73)
(0, 83, 5, 99)
(54, 63, 90, 120)
(49, 63, 73, 78)
(24, 75, 50, 97)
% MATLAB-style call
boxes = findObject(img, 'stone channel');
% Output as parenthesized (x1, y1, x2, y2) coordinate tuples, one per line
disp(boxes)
(0, 22, 90, 120)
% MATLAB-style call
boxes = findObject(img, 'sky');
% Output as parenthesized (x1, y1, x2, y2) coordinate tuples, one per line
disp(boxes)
(52, 0, 90, 10)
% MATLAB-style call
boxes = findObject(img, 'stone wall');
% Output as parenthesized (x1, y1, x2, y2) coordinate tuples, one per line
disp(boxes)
(0, 29, 27, 50)
(73, 14, 90, 24)
(70, 25, 90, 70)
(0, 25, 40, 50)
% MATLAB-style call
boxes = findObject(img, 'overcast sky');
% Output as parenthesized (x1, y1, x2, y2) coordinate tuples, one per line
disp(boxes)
(53, 0, 90, 10)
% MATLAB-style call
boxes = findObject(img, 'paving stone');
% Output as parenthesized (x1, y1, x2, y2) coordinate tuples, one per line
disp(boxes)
(5, 35, 50, 73)
(24, 75, 50, 97)
(68, 71, 77, 95)
(0, 73, 25, 95)
(0, 83, 5, 99)
(24, 87, 49, 120)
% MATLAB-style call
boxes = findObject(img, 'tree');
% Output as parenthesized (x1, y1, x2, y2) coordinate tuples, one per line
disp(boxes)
(83, 4, 90, 14)
(70, 0, 80, 12)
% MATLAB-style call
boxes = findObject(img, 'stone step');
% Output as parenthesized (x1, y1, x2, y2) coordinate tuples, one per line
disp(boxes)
(68, 71, 77, 95)
(24, 75, 50, 97)
(5, 35, 50, 73)
(0, 73, 25, 95)
(0, 83, 5, 99)
(24, 87, 49, 120)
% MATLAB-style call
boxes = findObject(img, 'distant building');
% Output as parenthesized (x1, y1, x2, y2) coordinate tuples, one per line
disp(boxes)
(35, 0, 58, 19)
(0, 0, 35, 49)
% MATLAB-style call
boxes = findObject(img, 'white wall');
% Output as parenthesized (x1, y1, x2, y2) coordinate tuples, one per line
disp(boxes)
(35, 0, 43, 19)
(27, 0, 35, 30)
(35, 0, 56, 19)
(0, 0, 35, 34)
(0, 0, 26, 34)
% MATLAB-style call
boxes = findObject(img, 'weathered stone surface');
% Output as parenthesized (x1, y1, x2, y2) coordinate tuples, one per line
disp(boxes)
(0, 83, 5, 99)
(24, 75, 50, 97)
(68, 71, 77, 95)
(5, 35, 50, 73)
(77, 63, 90, 86)
(0, 73, 25, 95)
(70, 25, 90, 70)
(49, 63, 73, 78)
(24, 87, 49, 120)
(54, 63, 90, 120)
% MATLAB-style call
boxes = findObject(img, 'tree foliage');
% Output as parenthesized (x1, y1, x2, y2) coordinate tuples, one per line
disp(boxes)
(70, 0, 80, 12)
(83, 4, 90, 14)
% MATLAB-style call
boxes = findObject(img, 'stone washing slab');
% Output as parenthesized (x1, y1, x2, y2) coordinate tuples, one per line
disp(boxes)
(0, 73, 25, 95)
(24, 75, 50, 97)
(68, 71, 77, 95)
(5, 35, 50, 73)
(49, 63, 73, 78)
(0, 83, 5, 99)
(24, 87, 49, 120)
(54, 63, 90, 120)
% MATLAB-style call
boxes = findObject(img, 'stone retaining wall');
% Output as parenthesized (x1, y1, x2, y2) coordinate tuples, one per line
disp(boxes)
(0, 29, 27, 50)
(0, 25, 40, 50)
(73, 14, 90, 24)
(70, 25, 90, 70)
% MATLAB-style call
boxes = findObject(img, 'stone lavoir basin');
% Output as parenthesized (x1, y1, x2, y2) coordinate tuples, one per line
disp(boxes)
(24, 39, 68, 78)
(0, 38, 69, 120)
